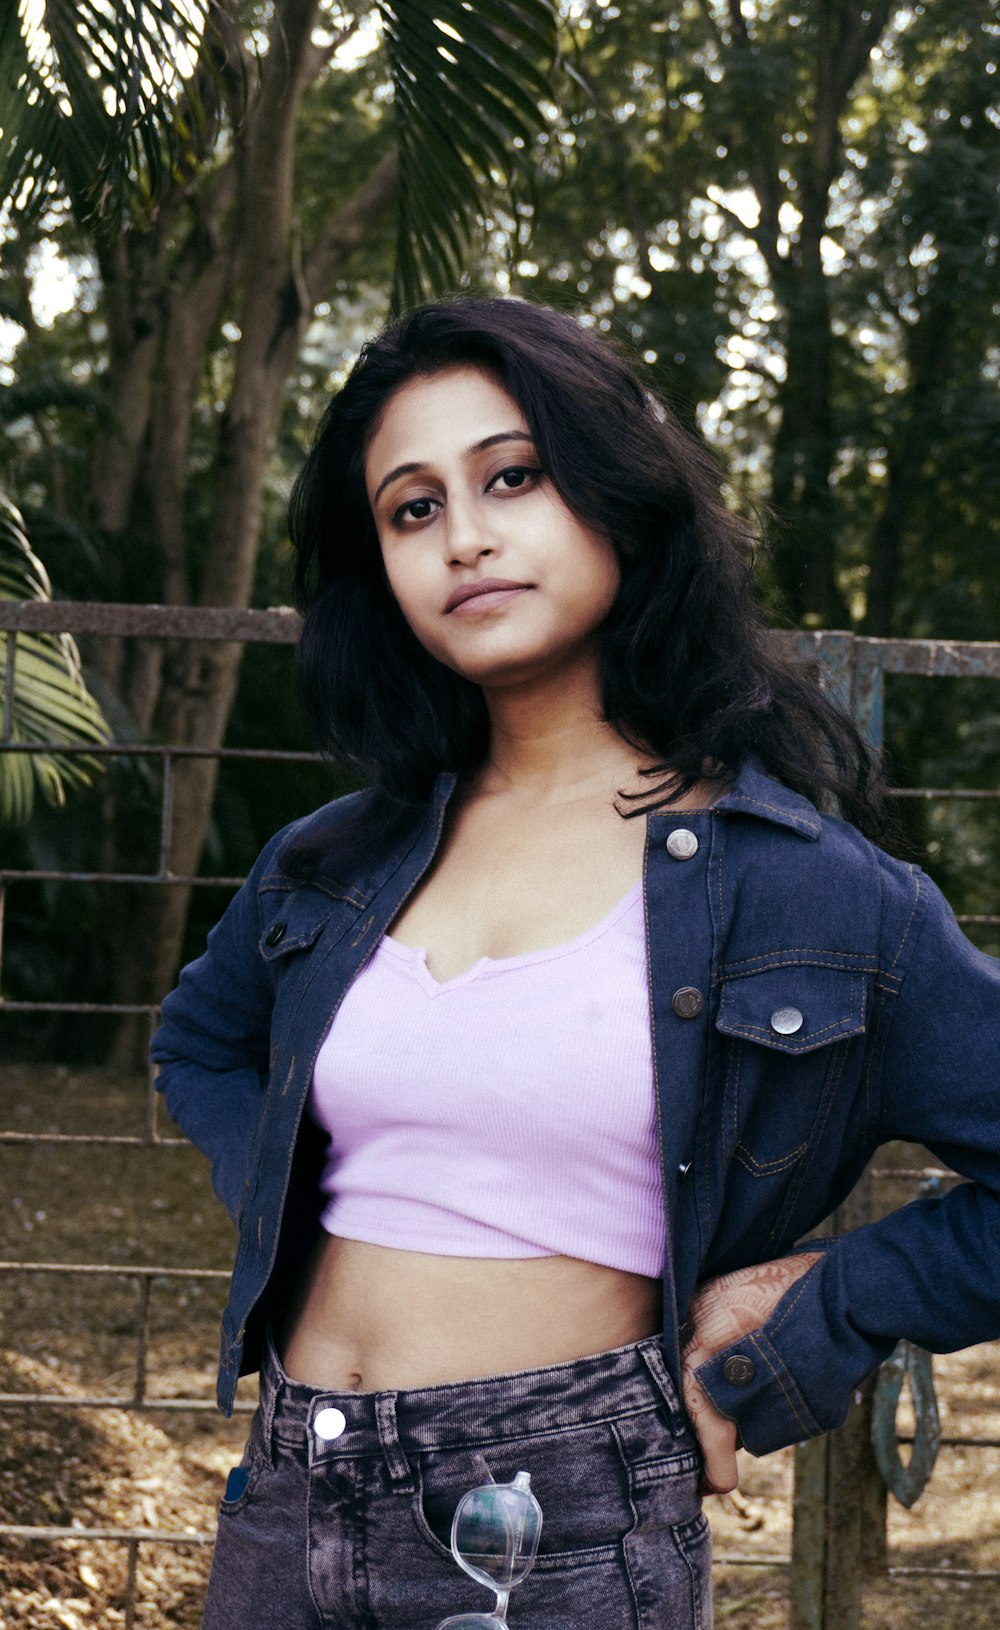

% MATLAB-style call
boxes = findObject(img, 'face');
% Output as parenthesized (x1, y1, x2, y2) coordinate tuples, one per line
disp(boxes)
(364, 366, 621, 690)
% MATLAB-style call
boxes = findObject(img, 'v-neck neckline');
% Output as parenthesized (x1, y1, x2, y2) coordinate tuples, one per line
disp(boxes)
(380, 879, 643, 996)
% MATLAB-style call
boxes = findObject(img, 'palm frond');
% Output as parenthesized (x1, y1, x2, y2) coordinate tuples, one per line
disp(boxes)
(0, 0, 222, 230)
(0, 493, 110, 825)
(377, 0, 558, 309)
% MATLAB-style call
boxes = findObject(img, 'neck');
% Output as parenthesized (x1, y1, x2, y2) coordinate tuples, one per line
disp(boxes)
(472, 654, 657, 806)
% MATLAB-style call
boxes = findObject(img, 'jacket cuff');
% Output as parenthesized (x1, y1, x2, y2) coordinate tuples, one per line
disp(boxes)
(693, 1245, 859, 1457)
(694, 1327, 824, 1456)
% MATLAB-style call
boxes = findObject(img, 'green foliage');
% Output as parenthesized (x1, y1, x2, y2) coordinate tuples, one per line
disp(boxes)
(1, 1, 560, 310)
(0, 495, 109, 824)
(379, 0, 557, 307)
(503, 0, 999, 623)
(0, 0, 221, 233)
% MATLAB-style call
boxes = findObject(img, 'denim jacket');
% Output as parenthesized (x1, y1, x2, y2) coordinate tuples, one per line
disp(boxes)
(151, 758, 1000, 1454)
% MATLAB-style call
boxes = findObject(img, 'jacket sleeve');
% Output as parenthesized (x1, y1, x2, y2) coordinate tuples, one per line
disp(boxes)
(696, 862, 1000, 1456)
(150, 830, 289, 1225)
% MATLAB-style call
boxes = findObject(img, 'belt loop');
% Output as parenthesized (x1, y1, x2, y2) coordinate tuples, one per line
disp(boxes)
(259, 1331, 282, 1469)
(375, 1392, 415, 1494)
(639, 1338, 686, 1432)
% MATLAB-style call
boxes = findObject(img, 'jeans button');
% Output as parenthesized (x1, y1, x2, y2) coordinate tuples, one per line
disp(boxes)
(314, 1407, 347, 1440)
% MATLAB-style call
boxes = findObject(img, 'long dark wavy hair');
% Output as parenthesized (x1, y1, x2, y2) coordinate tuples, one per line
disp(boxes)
(290, 297, 886, 849)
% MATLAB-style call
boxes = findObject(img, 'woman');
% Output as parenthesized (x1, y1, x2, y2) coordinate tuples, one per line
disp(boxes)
(152, 298, 1000, 1630)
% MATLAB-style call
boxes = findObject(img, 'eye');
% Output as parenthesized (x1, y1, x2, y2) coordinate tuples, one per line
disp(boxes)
(391, 495, 440, 527)
(487, 464, 542, 494)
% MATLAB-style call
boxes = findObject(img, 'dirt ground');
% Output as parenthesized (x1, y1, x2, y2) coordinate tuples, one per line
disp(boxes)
(1, 1066, 998, 1628)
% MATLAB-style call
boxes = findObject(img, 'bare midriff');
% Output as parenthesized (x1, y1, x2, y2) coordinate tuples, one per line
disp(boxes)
(276, 1234, 664, 1390)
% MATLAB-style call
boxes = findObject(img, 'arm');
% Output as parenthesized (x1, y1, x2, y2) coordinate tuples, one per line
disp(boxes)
(691, 864, 1000, 1460)
(150, 833, 286, 1224)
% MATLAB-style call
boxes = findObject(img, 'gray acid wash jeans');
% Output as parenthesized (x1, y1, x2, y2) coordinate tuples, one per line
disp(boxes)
(202, 1331, 712, 1630)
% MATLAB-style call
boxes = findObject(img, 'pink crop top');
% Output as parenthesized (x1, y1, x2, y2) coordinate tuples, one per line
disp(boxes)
(307, 880, 665, 1278)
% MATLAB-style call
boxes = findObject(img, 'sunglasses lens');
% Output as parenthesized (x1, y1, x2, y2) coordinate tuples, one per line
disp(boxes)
(451, 1477, 542, 1593)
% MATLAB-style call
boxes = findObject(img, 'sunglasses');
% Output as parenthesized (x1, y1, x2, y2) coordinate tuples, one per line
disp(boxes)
(435, 1468, 543, 1629)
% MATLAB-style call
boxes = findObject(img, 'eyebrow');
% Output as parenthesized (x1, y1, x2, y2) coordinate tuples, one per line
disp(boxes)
(372, 430, 536, 505)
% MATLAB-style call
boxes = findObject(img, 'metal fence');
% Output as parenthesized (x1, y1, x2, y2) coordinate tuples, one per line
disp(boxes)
(2, 602, 999, 1630)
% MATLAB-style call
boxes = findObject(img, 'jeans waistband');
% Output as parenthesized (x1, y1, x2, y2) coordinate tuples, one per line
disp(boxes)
(258, 1329, 685, 1479)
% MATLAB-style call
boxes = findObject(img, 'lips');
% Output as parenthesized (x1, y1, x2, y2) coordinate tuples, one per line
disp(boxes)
(444, 578, 532, 613)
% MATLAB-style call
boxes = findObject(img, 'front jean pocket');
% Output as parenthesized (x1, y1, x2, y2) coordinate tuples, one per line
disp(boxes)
(411, 1419, 644, 1572)
(612, 1415, 711, 1630)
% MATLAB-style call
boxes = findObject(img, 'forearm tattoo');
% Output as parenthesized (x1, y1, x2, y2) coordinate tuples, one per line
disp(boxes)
(682, 1253, 823, 1358)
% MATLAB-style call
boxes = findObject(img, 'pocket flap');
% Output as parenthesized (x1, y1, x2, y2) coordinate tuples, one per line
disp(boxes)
(716, 966, 866, 1054)
(258, 895, 336, 960)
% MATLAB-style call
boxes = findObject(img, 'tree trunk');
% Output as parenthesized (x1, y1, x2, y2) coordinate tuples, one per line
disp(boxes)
(103, 87, 398, 1065)
(725, 1, 891, 626)
(769, 241, 841, 624)
(864, 299, 958, 636)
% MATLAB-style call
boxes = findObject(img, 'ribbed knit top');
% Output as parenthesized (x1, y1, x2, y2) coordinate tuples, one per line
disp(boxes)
(307, 880, 665, 1277)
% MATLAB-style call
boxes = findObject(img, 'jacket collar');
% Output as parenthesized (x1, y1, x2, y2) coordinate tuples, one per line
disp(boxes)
(429, 760, 822, 840)
(711, 756, 822, 841)
(274, 772, 457, 905)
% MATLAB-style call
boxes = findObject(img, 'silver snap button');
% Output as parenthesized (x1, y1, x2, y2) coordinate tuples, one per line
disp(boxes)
(665, 828, 699, 861)
(771, 1006, 804, 1036)
(314, 1407, 347, 1441)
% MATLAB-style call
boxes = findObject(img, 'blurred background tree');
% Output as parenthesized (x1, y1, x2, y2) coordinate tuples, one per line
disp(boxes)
(1, 0, 997, 1057)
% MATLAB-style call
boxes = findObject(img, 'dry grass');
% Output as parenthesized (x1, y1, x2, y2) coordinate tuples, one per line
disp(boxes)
(1, 1066, 998, 1628)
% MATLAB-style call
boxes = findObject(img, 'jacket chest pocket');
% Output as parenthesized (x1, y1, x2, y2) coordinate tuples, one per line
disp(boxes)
(715, 964, 868, 1183)
(258, 892, 364, 990)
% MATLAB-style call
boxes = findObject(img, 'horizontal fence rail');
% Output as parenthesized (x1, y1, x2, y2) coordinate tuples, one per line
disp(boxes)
(2, 606, 999, 1630)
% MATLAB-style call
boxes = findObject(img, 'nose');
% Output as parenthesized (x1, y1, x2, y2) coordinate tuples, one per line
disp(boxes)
(443, 493, 495, 565)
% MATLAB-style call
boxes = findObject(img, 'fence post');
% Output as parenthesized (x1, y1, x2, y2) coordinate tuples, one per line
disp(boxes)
(788, 1168, 888, 1630)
